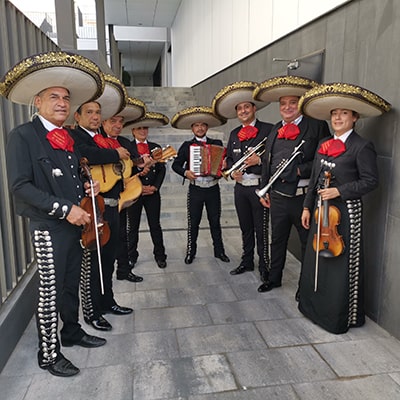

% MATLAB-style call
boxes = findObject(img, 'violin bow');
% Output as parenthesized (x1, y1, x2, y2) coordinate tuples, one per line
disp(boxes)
(81, 158, 105, 294)
(314, 194, 322, 292)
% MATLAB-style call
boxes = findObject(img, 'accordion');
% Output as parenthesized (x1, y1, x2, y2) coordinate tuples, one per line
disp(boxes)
(189, 143, 226, 177)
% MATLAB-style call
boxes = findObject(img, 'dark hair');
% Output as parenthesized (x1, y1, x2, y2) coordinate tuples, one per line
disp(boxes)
(75, 100, 101, 115)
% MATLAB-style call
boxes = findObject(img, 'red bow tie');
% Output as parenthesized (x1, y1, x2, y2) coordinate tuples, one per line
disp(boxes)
(46, 128, 74, 152)
(93, 134, 120, 149)
(318, 138, 346, 158)
(238, 126, 259, 141)
(137, 142, 150, 155)
(277, 123, 300, 140)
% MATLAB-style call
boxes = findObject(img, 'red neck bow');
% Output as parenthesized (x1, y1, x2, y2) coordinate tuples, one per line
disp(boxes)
(277, 123, 300, 140)
(238, 125, 259, 141)
(93, 134, 120, 149)
(318, 138, 346, 158)
(46, 128, 74, 152)
(137, 142, 150, 155)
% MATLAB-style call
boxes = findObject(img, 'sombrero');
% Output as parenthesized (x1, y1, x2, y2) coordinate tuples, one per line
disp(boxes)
(122, 111, 169, 135)
(171, 106, 226, 129)
(212, 81, 269, 119)
(96, 74, 127, 120)
(0, 51, 104, 105)
(299, 83, 391, 120)
(115, 96, 146, 124)
(253, 75, 318, 103)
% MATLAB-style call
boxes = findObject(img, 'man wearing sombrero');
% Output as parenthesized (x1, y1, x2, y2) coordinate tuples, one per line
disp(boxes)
(253, 76, 330, 295)
(297, 82, 390, 334)
(171, 106, 230, 264)
(71, 91, 147, 327)
(212, 81, 272, 282)
(116, 111, 169, 278)
(1, 51, 108, 376)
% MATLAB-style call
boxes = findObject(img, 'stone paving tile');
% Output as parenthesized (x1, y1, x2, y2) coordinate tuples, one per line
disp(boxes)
(133, 355, 236, 399)
(227, 347, 336, 387)
(131, 330, 180, 363)
(131, 288, 169, 309)
(207, 298, 288, 324)
(315, 338, 400, 377)
(135, 271, 200, 291)
(293, 375, 400, 400)
(0, 375, 33, 400)
(168, 284, 237, 307)
(188, 385, 299, 400)
(177, 323, 267, 357)
(135, 305, 212, 332)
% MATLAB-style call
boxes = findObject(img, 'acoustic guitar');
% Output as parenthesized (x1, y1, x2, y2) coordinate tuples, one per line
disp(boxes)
(90, 145, 177, 193)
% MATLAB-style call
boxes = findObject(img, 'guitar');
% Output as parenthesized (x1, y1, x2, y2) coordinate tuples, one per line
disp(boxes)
(90, 145, 177, 193)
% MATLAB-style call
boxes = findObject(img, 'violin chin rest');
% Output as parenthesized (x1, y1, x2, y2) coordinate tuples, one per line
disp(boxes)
(319, 249, 335, 258)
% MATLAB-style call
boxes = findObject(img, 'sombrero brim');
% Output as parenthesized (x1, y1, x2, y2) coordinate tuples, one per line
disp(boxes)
(122, 111, 169, 135)
(96, 74, 127, 120)
(171, 106, 226, 129)
(0, 51, 104, 105)
(212, 81, 269, 119)
(253, 75, 318, 103)
(116, 97, 146, 123)
(299, 83, 391, 120)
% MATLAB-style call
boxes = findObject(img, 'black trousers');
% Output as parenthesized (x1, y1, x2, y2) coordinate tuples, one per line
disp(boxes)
(117, 192, 166, 277)
(32, 221, 85, 367)
(186, 183, 225, 257)
(234, 183, 269, 278)
(268, 191, 308, 285)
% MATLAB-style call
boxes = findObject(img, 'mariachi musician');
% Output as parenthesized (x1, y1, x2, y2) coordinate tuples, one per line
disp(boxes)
(171, 106, 230, 264)
(212, 82, 272, 282)
(297, 82, 390, 334)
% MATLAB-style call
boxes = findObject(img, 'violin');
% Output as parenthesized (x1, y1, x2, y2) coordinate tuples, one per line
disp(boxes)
(312, 169, 345, 258)
(80, 158, 111, 250)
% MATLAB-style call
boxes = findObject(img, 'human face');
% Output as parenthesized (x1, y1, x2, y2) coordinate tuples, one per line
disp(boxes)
(132, 126, 149, 142)
(235, 102, 256, 125)
(191, 122, 208, 139)
(279, 96, 301, 123)
(75, 102, 101, 131)
(330, 108, 358, 136)
(102, 115, 124, 138)
(34, 87, 70, 127)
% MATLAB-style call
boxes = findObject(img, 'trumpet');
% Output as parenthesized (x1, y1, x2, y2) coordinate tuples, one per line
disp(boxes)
(255, 140, 305, 200)
(221, 137, 267, 180)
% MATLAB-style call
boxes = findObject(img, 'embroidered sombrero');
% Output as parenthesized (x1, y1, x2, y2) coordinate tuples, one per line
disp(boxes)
(0, 51, 104, 105)
(171, 106, 226, 129)
(212, 81, 269, 119)
(299, 83, 391, 120)
(122, 111, 169, 135)
(253, 75, 318, 103)
(115, 96, 146, 124)
(96, 74, 128, 120)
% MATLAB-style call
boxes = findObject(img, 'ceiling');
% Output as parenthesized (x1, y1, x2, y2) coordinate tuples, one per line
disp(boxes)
(103, 0, 182, 78)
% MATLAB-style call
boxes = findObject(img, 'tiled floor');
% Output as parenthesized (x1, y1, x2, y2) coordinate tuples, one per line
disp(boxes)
(1, 227, 400, 400)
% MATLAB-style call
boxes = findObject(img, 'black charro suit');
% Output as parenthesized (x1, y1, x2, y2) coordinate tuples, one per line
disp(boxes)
(116, 139, 167, 277)
(226, 120, 273, 279)
(260, 115, 330, 287)
(70, 126, 129, 317)
(6, 116, 88, 368)
(172, 136, 227, 259)
(299, 131, 378, 334)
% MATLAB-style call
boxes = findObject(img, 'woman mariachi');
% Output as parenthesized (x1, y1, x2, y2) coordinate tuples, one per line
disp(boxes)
(297, 83, 391, 334)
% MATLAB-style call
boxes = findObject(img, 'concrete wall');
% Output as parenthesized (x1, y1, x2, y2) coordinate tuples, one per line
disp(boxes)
(192, 0, 400, 338)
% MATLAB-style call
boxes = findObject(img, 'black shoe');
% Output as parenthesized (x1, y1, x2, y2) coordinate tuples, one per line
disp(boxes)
(215, 253, 230, 262)
(62, 333, 106, 348)
(257, 281, 282, 293)
(41, 355, 80, 377)
(107, 304, 133, 315)
(87, 316, 112, 331)
(230, 265, 254, 275)
(117, 272, 144, 282)
(156, 259, 167, 269)
(295, 289, 300, 302)
(184, 254, 195, 264)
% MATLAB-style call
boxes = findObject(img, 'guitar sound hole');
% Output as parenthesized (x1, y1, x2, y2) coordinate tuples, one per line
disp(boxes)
(113, 161, 125, 175)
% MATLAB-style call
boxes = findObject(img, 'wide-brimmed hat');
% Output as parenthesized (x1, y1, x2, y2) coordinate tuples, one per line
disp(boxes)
(212, 81, 269, 119)
(96, 74, 127, 120)
(122, 111, 169, 135)
(114, 96, 146, 124)
(299, 82, 391, 120)
(0, 51, 104, 105)
(171, 106, 226, 129)
(253, 75, 318, 103)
